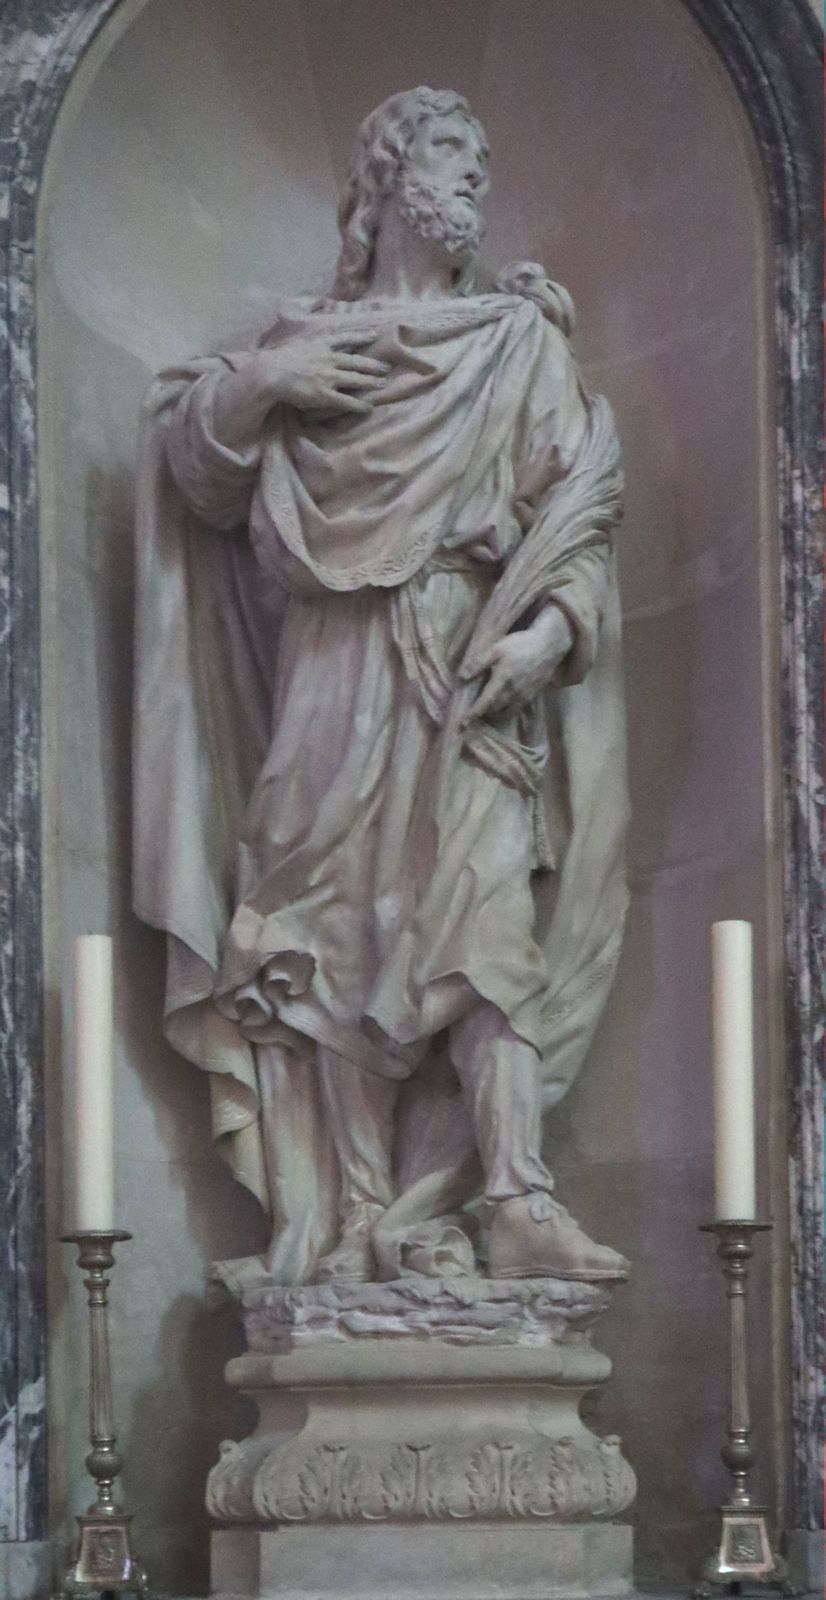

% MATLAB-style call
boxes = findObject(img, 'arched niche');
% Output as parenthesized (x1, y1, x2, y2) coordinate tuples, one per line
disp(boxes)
(0, 1, 821, 1595)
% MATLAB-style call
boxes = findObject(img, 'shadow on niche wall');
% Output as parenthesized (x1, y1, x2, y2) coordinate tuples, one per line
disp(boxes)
(78, 454, 268, 1590)
(81, 451, 261, 1238)
(122, 1292, 257, 1594)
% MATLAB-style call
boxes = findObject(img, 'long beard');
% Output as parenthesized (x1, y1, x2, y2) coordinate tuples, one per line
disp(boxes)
(396, 172, 486, 262)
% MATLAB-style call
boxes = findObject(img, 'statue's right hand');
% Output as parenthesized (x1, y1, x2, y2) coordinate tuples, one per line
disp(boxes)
(254, 334, 390, 418)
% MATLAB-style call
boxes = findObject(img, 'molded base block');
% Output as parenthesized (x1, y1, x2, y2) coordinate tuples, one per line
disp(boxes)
(211, 1521, 634, 1600)
(208, 1277, 635, 1598)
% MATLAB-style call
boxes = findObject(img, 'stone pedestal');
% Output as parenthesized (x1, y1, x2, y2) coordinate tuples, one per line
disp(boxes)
(207, 1275, 635, 1600)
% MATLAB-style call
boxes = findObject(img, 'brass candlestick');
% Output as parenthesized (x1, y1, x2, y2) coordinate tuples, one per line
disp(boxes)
(694, 1220, 792, 1598)
(57, 1232, 149, 1599)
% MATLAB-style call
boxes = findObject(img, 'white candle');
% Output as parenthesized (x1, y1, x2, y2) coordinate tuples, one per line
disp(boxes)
(74, 935, 114, 1231)
(711, 920, 756, 1220)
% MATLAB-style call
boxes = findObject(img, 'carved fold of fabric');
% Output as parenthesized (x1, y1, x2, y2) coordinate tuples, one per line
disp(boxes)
(165, 361, 262, 532)
(389, 580, 454, 725)
(390, 553, 554, 868)
(230, 951, 317, 1041)
(461, 718, 554, 872)
(254, 298, 542, 591)
(460, 395, 623, 684)
(390, 546, 502, 724)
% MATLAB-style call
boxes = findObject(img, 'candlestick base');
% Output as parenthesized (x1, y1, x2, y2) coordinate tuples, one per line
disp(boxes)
(691, 1504, 796, 1598)
(56, 1512, 149, 1599)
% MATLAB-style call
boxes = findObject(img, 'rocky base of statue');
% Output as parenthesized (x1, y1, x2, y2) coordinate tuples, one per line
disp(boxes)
(207, 1272, 635, 1600)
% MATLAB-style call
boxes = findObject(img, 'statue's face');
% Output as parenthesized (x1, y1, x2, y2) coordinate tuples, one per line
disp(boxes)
(393, 108, 490, 263)
(404, 110, 490, 220)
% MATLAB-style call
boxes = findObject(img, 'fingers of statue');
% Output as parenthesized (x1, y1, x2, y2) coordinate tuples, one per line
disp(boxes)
(312, 386, 374, 416)
(466, 661, 511, 721)
(334, 355, 391, 377)
(333, 370, 387, 392)
(332, 353, 390, 401)
(463, 627, 561, 722)
(329, 331, 382, 352)
(256, 333, 394, 416)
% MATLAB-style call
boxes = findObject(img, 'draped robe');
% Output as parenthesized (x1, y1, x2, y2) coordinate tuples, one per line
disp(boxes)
(133, 292, 629, 1279)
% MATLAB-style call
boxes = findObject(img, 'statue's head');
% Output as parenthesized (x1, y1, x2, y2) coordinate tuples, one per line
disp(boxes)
(334, 87, 490, 301)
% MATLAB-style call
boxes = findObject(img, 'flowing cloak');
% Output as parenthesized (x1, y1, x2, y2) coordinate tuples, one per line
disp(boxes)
(133, 292, 629, 1268)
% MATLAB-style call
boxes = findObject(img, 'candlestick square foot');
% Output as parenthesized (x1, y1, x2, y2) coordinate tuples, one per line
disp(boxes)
(55, 1512, 149, 1599)
(207, 1273, 636, 1600)
(692, 1506, 797, 1599)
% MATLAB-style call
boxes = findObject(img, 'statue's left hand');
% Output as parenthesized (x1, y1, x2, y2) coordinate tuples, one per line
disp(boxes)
(464, 605, 573, 721)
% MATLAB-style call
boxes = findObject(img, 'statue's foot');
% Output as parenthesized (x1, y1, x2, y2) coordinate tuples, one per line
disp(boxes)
(314, 1203, 385, 1284)
(489, 1192, 629, 1281)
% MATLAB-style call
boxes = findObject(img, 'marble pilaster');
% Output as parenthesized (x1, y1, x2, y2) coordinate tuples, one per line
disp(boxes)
(684, 0, 825, 1540)
(0, 3, 123, 1589)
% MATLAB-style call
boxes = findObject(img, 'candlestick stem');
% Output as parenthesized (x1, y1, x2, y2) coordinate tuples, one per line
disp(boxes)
(693, 1221, 794, 1598)
(722, 1226, 754, 1506)
(57, 1232, 149, 1599)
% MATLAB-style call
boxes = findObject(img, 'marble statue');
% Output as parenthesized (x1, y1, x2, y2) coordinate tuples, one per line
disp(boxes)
(133, 87, 630, 1291)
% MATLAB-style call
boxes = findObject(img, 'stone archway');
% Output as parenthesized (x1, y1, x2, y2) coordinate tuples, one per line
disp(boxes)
(0, 2, 820, 1593)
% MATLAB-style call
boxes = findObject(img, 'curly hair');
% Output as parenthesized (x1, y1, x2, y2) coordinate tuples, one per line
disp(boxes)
(333, 88, 487, 301)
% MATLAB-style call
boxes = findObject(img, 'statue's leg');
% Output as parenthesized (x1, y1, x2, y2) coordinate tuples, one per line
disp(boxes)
(448, 1004, 628, 1280)
(448, 1003, 553, 1202)
(313, 1047, 399, 1282)
(257, 1042, 339, 1284)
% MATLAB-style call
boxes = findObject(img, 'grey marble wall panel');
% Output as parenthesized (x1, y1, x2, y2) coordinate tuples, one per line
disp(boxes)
(0, 0, 121, 1560)
(684, 0, 824, 1535)
(0, 0, 821, 1583)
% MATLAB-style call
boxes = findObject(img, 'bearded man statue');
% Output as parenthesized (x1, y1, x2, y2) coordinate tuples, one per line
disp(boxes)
(133, 87, 630, 1289)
